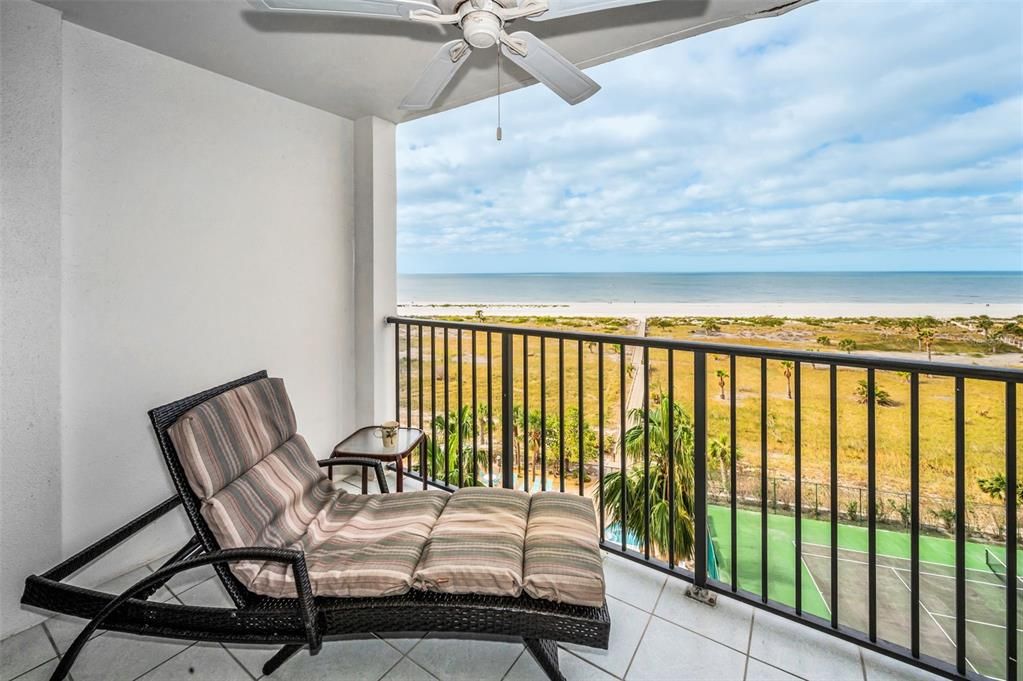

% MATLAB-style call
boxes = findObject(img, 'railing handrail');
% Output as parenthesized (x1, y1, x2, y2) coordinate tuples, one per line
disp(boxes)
(386, 315, 1023, 382)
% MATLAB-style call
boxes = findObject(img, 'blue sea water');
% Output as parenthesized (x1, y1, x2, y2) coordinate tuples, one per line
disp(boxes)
(398, 272, 1022, 305)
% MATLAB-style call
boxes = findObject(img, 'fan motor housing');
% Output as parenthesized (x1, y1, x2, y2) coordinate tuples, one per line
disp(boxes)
(459, 5, 503, 49)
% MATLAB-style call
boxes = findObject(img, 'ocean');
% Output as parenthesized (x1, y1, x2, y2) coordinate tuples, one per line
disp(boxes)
(398, 272, 1023, 305)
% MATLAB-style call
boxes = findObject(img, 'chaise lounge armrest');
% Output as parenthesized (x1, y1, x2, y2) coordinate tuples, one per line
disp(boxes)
(317, 456, 389, 493)
(51, 547, 321, 681)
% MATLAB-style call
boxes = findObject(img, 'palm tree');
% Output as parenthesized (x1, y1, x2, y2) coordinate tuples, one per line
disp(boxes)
(427, 404, 482, 484)
(707, 435, 734, 494)
(838, 339, 857, 354)
(715, 370, 728, 400)
(780, 361, 793, 399)
(596, 395, 695, 561)
(918, 330, 934, 361)
(427, 407, 488, 486)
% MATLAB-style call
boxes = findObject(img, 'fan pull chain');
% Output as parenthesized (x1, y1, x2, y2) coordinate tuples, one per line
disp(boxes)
(496, 48, 503, 141)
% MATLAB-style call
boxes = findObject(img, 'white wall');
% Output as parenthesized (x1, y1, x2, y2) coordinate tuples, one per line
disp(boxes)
(60, 21, 355, 558)
(1, 10, 359, 637)
(353, 116, 397, 426)
(0, 0, 65, 637)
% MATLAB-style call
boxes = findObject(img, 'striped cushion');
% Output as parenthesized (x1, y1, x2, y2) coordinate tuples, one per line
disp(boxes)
(523, 492, 606, 607)
(170, 377, 296, 499)
(412, 487, 530, 597)
(168, 377, 448, 598)
(252, 488, 449, 598)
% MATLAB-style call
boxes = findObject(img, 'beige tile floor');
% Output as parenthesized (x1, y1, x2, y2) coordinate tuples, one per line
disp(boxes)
(2, 472, 946, 681)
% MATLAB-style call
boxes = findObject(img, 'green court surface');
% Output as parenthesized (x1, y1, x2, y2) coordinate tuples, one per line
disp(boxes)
(707, 505, 1021, 681)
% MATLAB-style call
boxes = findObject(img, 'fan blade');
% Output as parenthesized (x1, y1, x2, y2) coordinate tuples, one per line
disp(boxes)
(399, 40, 472, 110)
(500, 31, 599, 105)
(248, 0, 440, 19)
(526, 0, 662, 21)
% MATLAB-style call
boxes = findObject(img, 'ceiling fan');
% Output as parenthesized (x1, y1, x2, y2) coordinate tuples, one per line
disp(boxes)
(247, 0, 662, 111)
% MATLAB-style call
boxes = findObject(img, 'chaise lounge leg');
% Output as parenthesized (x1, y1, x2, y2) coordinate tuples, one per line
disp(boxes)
(262, 644, 304, 675)
(524, 638, 566, 681)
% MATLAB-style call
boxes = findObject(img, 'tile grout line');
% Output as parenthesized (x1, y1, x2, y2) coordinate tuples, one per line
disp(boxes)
(859, 647, 868, 681)
(620, 578, 668, 680)
(742, 609, 756, 681)
(374, 654, 409, 681)
(557, 645, 624, 679)
(218, 643, 260, 681)
(635, 594, 753, 658)
(498, 648, 528, 681)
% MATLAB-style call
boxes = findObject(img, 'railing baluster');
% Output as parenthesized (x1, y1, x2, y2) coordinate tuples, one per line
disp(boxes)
(419, 324, 425, 489)
(523, 335, 529, 492)
(954, 376, 966, 675)
(761, 357, 768, 603)
(579, 340, 585, 497)
(598, 342, 605, 542)
(541, 339, 547, 492)
(501, 333, 514, 489)
(1006, 381, 1017, 681)
(487, 332, 494, 487)
(560, 338, 566, 493)
(794, 360, 802, 615)
(457, 328, 464, 488)
(431, 328, 437, 486)
(830, 364, 839, 628)
(472, 330, 478, 487)
(867, 368, 877, 641)
(444, 327, 450, 485)
(694, 351, 707, 589)
(731, 353, 738, 592)
(620, 343, 627, 553)
(667, 350, 675, 569)
(643, 346, 651, 559)
(910, 372, 920, 658)
(395, 324, 401, 423)
(406, 324, 412, 428)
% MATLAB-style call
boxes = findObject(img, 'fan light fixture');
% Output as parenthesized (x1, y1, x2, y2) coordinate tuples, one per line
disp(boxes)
(248, 0, 667, 111)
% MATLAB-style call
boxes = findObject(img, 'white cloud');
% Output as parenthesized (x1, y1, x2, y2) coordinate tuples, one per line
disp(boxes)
(397, 0, 1023, 272)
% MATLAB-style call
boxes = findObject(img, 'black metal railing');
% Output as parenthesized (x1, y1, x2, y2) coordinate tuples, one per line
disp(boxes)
(387, 315, 1021, 681)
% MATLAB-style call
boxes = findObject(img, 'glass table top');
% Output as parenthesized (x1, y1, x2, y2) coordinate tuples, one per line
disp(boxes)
(333, 426, 423, 456)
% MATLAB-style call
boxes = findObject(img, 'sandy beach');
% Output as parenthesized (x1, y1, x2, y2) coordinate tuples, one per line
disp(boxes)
(398, 301, 1023, 319)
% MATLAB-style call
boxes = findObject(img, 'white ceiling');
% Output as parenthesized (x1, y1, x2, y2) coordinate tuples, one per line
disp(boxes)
(39, 0, 814, 123)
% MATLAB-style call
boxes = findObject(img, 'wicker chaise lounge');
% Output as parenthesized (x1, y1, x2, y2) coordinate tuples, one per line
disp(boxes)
(21, 371, 610, 681)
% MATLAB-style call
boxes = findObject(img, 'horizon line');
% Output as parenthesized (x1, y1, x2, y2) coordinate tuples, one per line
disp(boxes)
(399, 269, 1023, 276)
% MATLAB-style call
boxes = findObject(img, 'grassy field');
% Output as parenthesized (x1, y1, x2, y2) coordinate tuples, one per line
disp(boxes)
(398, 315, 1022, 531)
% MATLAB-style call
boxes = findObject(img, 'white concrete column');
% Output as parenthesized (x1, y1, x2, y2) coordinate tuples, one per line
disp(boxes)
(352, 116, 397, 426)
(0, 0, 64, 638)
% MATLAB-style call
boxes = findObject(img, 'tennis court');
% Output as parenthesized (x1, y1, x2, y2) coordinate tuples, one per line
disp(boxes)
(707, 506, 1021, 681)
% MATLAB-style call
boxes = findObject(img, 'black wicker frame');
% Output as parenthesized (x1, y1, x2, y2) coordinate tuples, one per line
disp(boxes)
(21, 371, 610, 681)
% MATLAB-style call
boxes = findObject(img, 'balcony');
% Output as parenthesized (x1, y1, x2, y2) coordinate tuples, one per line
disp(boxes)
(2, 318, 1018, 680)
(2, 0, 1019, 679)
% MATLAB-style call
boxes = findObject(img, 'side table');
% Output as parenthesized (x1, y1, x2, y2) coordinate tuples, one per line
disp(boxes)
(326, 426, 425, 493)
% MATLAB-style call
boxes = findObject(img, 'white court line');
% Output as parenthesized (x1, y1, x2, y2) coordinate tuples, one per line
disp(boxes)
(930, 611, 1018, 631)
(889, 567, 985, 679)
(800, 550, 1007, 589)
(801, 541, 1002, 575)
(800, 553, 832, 617)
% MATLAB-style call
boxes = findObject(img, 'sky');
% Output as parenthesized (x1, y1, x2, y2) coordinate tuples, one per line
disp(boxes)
(396, 0, 1023, 274)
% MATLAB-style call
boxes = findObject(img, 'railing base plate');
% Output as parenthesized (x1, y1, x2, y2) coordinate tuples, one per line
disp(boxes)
(685, 586, 717, 607)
